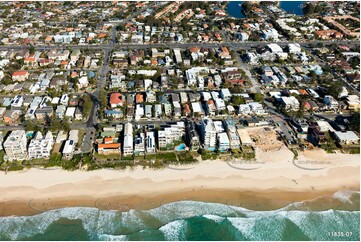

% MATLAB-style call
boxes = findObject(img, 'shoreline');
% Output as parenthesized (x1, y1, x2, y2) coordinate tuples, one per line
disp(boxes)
(2, 188, 359, 217)
(0, 150, 359, 217)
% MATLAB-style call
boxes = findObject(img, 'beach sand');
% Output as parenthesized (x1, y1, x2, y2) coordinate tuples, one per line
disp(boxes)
(0, 149, 359, 216)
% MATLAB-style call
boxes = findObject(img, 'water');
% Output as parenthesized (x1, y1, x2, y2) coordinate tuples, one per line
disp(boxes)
(0, 191, 359, 241)
(227, 1, 305, 18)
(280, 1, 305, 16)
(175, 143, 186, 151)
(226, 1, 246, 19)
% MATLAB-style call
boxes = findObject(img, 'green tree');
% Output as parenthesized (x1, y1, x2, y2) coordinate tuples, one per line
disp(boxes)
(328, 81, 343, 99)
(81, 95, 92, 117)
(253, 93, 264, 102)
(99, 90, 108, 110)
(61, 117, 71, 132)
(29, 45, 35, 55)
(303, 3, 315, 15)
(349, 112, 360, 132)
(231, 95, 245, 105)
(49, 115, 61, 131)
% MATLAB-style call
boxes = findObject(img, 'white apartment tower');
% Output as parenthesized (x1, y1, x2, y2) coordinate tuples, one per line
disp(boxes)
(200, 118, 217, 151)
(28, 131, 54, 159)
(3, 130, 27, 161)
(123, 123, 134, 156)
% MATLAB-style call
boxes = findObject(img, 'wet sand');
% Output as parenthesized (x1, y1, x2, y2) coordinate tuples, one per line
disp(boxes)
(0, 150, 359, 217)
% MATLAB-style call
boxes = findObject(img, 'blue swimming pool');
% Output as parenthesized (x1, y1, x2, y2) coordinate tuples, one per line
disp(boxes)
(175, 143, 186, 151)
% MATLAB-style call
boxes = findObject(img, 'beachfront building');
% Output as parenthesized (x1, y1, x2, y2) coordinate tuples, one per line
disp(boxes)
(146, 131, 156, 153)
(134, 133, 145, 156)
(200, 118, 217, 151)
(333, 131, 359, 145)
(158, 122, 185, 150)
(237, 128, 253, 147)
(28, 131, 54, 159)
(3, 130, 27, 161)
(217, 132, 230, 152)
(123, 123, 134, 156)
(186, 120, 200, 151)
(223, 120, 241, 149)
(62, 140, 75, 160)
(97, 143, 121, 155)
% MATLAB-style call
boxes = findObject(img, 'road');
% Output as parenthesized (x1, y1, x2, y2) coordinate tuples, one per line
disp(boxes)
(0, 40, 358, 51)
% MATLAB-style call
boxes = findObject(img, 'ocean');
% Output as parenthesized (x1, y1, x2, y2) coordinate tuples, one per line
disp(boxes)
(0, 191, 359, 241)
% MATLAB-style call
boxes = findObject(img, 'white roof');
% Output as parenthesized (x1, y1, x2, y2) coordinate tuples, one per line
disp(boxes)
(221, 88, 231, 97)
(237, 129, 253, 145)
(51, 97, 60, 104)
(63, 140, 75, 154)
(191, 102, 202, 113)
(69, 130, 79, 143)
(65, 107, 76, 117)
(217, 132, 229, 143)
(267, 43, 283, 53)
(334, 131, 359, 142)
(316, 121, 334, 132)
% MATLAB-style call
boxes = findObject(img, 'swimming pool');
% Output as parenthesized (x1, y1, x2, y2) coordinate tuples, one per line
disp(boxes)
(175, 143, 186, 151)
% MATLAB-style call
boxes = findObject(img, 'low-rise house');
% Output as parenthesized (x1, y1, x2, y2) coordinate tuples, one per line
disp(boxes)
(104, 109, 123, 119)
(145, 105, 152, 118)
(323, 95, 339, 110)
(35, 107, 53, 121)
(154, 104, 162, 118)
(237, 128, 253, 147)
(55, 105, 67, 118)
(62, 140, 75, 160)
(12, 70, 29, 82)
(220, 88, 232, 101)
(98, 143, 121, 155)
(75, 108, 83, 120)
(110, 93, 124, 108)
(333, 131, 359, 145)
(346, 95, 360, 111)
(281, 96, 299, 111)
(65, 107, 76, 119)
(191, 102, 205, 117)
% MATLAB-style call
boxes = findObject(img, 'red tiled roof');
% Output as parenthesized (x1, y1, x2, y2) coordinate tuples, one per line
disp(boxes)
(12, 70, 28, 76)
(110, 93, 122, 104)
(98, 143, 120, 149)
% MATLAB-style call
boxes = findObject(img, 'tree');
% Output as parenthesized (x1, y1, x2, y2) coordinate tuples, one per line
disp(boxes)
(231, 95, 245, 106)
(25, 120, 42, 132)
(49, 115, 61, 131)
(349, 56, 360, 69)
(253, 93, 264, 102)
(29, 45, 35, 55)
(81, 95, 92, 117)
(61, 117, 71, 132)
(349, 112, 360, 132)
(303, 3, 315, 15)
(99, 90, 108, 110)
(328, 81, 343, 99)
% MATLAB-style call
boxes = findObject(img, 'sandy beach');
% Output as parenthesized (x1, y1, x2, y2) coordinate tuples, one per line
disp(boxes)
(0, 149, 359, 216)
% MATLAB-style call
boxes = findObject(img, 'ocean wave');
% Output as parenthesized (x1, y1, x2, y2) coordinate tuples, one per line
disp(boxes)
(159, 220, 187, 241)
(0, 193, 359, 241)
